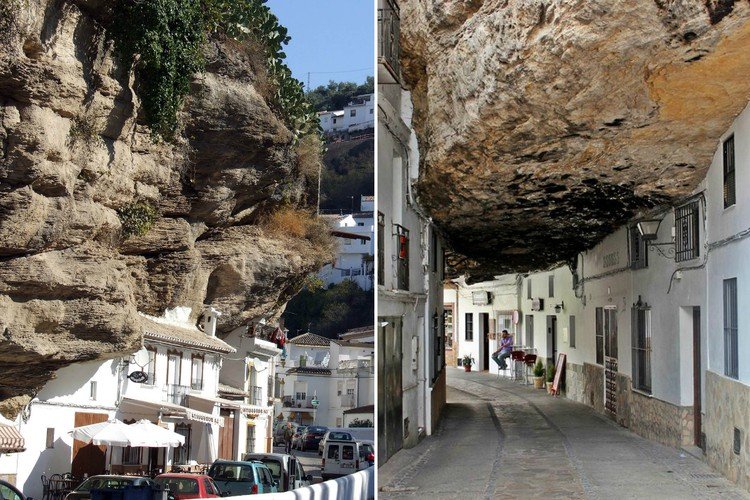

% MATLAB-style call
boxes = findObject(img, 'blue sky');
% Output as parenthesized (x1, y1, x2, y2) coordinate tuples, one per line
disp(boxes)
(266, 0, 374, 90)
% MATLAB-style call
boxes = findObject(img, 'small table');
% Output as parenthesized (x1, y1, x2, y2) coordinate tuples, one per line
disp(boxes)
(49, 478, 79, 500)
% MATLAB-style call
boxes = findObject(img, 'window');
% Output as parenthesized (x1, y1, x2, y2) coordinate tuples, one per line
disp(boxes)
(465, 313, 474, 341)
(629, 226, 648, 270)
(167, 351, 182, 387)
(350, 109, 356, 117)
(246, 424, 255, 454)
(295, 392, 307, 401)
(46, 428, 54, 448)
(346, 388, 355, 396)
(724, 135, 736, 208)
(0, 484, 22, 500)
(431, 229, 438, 273)
(394, 224, 409, 290)
(444, 306, 454, 349)
(675, 201, 700, 262)
(370, 108, 374, 114)
(631, 301, 652, 393)
(122, 446, 142, 465)
(333, 118, 337, 124)
(432, 310, 444, 382)
(527, 279, 532, 299)
(342, 445, 354, 460)
(191, 355, 204, 391)
(595, 308, 604, 365)
(327, 445, 339, 460)
(344, 239, 352, 246)
(548, 275, 555, 298)
(569, 316, 576, 349)
(89, 381, 97, 400)
(145, 347, 157, 385)
(525, 315, 534, 347)
(724, 278, 738, 378)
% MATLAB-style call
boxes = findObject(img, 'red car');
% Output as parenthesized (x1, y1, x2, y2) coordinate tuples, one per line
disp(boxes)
(154, 473, 220, 500)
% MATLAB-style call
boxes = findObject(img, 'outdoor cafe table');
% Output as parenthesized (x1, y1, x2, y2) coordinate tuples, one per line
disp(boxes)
(48, 477, 80, 500)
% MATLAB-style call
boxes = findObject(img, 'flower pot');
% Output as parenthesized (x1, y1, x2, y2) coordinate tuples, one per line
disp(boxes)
(464, 365, 472, 372)
(533, 376, 544, 389)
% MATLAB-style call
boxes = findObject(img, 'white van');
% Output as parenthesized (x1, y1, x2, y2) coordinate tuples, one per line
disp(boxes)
(321, 439, 362, 480)
(317, 427, 375, 455)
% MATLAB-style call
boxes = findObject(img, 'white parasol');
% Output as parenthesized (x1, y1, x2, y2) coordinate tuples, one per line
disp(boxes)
(70, 419, 135, 447)
(127, 420, 185, 447)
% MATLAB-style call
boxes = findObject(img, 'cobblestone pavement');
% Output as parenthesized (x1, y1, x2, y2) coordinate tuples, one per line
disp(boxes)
(378, 367, 750, 500)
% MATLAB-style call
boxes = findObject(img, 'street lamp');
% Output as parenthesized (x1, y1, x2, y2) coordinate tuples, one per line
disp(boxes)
(636, 218, 662, 240)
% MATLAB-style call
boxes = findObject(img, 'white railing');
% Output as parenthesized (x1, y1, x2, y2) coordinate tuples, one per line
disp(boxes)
(242, 467, 374, 500)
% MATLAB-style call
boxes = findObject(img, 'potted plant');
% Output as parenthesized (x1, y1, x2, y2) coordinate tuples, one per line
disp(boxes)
(532, 359, 545, 388)
(546, 364, 556, 394)
(462, 355, 474, 372)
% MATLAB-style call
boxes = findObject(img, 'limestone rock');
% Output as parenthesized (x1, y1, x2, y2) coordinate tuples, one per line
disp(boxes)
(0, 0, 332, 414)
(399, 0, 750, 277)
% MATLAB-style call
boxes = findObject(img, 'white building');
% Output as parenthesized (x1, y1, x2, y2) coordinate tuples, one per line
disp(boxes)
(318, 198, 375, 291)
(443, 276, 522, 371)
(218, 324, 282, 458)
(378, 0, 446, 467)
(342, 94, 374, 133)
(8, 307, 235, 497)
(463, 100, 750, 494)
(319, 110, 345, 135)
(274, 333, 374, 428)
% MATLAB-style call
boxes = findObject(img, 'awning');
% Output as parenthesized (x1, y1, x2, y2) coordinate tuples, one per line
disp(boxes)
(0, 424, 25, 453)
(121, 397, 223, 427)
(187, 394, 242, 412)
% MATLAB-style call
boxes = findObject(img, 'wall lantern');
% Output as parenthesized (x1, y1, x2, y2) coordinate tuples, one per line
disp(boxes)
(636, 219, 662, 240)
(554, 302, 565, 314)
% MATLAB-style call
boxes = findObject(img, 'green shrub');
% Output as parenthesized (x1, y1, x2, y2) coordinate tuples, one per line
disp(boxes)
(546, 363, 556, 383)
(533, 359, 544, 377)
(118, 201, 157, 238)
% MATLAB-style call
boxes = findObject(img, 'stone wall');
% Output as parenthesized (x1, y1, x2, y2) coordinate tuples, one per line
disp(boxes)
(583, 363, 605, 414)
(564, 362, 585, 404)
(705, 371, 750, 493)
(627, 387, 693, 449)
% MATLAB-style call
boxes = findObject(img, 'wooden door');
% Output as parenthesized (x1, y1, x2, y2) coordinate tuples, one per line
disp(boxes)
(218, 410, 235, 460)
(693, 306, 702, 448)
(72, 412, 108, 478)
(481, 313, 490, 370)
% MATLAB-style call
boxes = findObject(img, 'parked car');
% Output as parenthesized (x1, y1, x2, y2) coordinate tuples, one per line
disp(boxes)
(317, 427, 374, 455)
(242, 453, 312, 492)
(321, 439, 364, 480)
(154, 473, 220, 499)
(358, 440, 375, 468)
(291, 425, 308, 450)
(0, 479, 27, 500)
(64, 475, 158, 500)
(297, 425, 328, 451)
(208, 460, 278, 496)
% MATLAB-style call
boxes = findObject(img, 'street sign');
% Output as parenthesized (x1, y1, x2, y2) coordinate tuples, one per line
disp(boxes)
(128, 371, 149, 383)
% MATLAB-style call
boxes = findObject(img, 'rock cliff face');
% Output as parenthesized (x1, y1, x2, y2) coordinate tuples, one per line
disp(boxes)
(0, 0, 331, 416)
(400, 0, 750, 278)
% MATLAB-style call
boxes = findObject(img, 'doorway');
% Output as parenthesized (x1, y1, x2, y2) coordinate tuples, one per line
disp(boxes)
(218, 409, 235, 459)
(546, 315, 557, 366)
(603, 307, 618, 415)
(378, 318, 403, 464)
(693, 306, 702, 449)
(72, 412, 108, 478)
(481, 313, 490, 370)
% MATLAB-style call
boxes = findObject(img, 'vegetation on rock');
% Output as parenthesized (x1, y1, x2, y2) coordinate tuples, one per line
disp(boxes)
(321, 139, 374, 211)
(118, 201, 158, 238)
(113, 0, 318, 140)
(306, 77, 374, 113)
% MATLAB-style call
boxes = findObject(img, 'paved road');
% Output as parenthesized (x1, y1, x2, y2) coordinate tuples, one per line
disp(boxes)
(378, 367, 750, 499)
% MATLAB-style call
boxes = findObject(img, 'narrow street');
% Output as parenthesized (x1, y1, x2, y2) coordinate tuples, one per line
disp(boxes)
(378, 367, 750, 499)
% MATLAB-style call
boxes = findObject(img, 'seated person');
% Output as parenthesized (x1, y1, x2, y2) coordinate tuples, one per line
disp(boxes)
(491, 330, 513, 370)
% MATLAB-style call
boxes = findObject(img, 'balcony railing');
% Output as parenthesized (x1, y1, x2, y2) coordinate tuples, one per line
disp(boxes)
(165, 384, 190, 406)
(394, 224, 409, 290)
(250, 386, 263, 406)
(378, 0, 401, 81)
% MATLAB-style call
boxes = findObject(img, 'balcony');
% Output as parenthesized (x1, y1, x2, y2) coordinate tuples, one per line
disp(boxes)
(378, 0, 400, 84)
(165, 384, 190, 406)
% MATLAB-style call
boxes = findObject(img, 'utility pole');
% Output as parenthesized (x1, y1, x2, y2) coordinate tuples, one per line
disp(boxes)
(307, 72, 311, 91)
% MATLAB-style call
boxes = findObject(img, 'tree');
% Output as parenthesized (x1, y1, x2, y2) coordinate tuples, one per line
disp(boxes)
(306, 77, 374, 112)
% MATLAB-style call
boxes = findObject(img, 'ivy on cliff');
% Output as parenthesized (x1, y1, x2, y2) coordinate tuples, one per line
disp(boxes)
(113, 0, 319, 141)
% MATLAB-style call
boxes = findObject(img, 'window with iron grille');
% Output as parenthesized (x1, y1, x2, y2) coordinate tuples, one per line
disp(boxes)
(595, 308, 604, 365)
(465, 313, 474, 341)
(631, 301, 652, 393)
(444, 306, 453, 349)
(527, 279, 532, 299)
(394, 224, 409, 290)
(433, 310, 444, 382)
(377, 212, 385, 286)
(378, 0, 401, 81)
(629, 226, 648, 269)
(525, 315, 534, 347)
(431, 228, 438, 273)
(724, 278, 738, 379)
(548, 275, 555, 298)
(675, 202, 700, 262)
(724, 135, 736, 209)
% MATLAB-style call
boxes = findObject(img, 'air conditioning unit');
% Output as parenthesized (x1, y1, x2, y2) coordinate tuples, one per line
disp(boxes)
(531, 298, 544, 311)
(472, 291, 492, 306)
